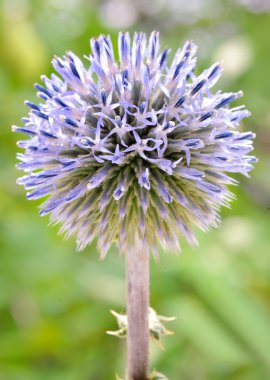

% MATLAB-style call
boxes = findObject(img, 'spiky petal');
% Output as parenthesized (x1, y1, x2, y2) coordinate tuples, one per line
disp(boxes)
(13, 32, 256, 257)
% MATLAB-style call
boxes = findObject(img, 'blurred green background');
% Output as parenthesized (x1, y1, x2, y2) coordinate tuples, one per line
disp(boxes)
(0, 0, 270, 379)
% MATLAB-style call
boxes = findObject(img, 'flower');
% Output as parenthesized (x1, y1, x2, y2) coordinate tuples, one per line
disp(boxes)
(13, 32, 256, 257)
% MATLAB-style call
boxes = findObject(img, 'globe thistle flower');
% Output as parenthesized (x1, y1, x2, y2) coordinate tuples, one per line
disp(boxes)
(13, 32, 256, 257)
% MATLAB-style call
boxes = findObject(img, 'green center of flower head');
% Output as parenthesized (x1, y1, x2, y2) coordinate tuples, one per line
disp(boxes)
(13, 32, 256, 257)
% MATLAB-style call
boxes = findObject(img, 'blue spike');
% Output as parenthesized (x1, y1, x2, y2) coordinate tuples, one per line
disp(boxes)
(25, 101, 40, 111)
(40, 130, 57, 139)
(215, 131, 233, 139)
(174, 95, 185, 108)
(139, 102, 147, 114)
(159, 49, 169, 68)
(122, 69, 129, 86)
(52, 84, 60, 92)
(56, 58, 64, 68)
(27, 186, 51, 200)
(215, 95, 236, 109)
(216, 156, 228, 161)
(32, 110, 49, 120)
(173, 61, 184, 80)
(95, 39, 101, 58)
(62, 160, 76, 167)
(54, 97, 68, 108)
(163, 121, 175, 130)
(13, 127, 37, 136)
(65, 117, 78, 127)
(199, 112, 213, 121)
(101, 90, 107, 106)
(208, 64, 220, 79)
(235, 132, 254, 141)
(38, 172, 57, 179)
(34, 84, 52, 98)
(70, 61, 80, 79)
(191, 79, 206, 95)
(184, 139, 201, 147)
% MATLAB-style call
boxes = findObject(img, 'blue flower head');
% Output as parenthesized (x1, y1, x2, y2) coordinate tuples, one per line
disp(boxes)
(13, 32, 256, 257)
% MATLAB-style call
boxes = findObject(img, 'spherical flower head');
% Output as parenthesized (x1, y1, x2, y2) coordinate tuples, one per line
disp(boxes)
(13, 32, 256, 257)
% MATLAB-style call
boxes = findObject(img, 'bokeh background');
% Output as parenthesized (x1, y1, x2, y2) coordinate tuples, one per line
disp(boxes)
(0, 0, 270, 379)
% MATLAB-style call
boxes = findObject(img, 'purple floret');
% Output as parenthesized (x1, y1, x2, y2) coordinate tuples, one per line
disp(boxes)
(13, 32, 256, 257)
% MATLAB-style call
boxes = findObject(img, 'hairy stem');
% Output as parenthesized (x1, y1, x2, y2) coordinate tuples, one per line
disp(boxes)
(125, 241, 149, 380)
